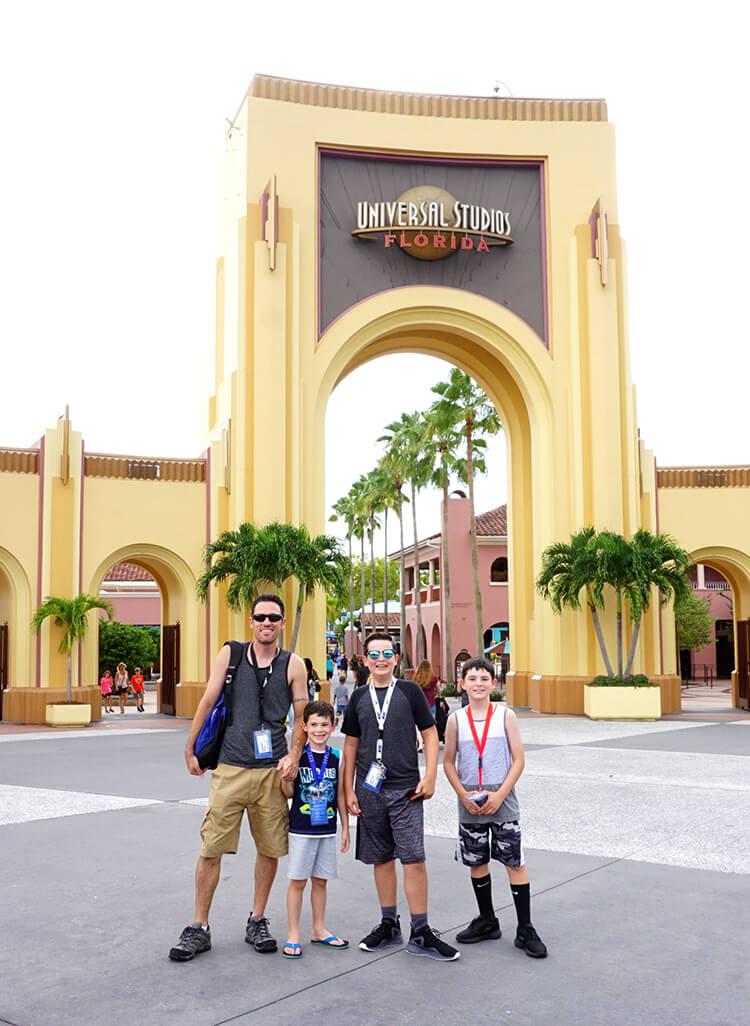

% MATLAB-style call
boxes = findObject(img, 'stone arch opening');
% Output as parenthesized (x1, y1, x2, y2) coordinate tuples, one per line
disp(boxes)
(0, 545, 33, 689)
(430, 623, 442, 677)
(687, 546, 750, 708)
(314, 289, 555, 684)
(83, 543, 202, 698)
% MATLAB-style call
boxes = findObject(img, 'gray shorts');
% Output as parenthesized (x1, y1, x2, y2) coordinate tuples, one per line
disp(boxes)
(287, 833, 338, 880)
(355, 785, 425, 865)
(457, 820, 524, 868)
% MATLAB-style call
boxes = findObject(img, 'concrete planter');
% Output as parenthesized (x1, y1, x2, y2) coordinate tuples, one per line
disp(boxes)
(584, 686, 661, 721)
(45, 703, 92, 727)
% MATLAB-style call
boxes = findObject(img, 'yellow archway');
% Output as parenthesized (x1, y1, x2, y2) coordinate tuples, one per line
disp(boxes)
(82, 543, 203, 686)
(0, 545, 34, 686)
(688, 546, 750, 708)
(305, 289, 556, 693)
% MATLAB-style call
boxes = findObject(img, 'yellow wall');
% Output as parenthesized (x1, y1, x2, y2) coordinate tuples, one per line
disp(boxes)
(203, 76, 670, 694)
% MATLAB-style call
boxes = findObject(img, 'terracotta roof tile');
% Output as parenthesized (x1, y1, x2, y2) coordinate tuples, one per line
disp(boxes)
(475, 505, 507, 536)
(362, 612, 401, 627)
(103, 562, 155, 582)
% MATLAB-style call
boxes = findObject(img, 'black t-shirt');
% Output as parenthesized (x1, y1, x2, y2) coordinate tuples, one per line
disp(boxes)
(342, 678, 435, 790)
(288, 746, 340, 837)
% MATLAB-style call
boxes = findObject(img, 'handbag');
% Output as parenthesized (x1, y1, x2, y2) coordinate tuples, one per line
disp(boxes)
(195, 640, 246, 770)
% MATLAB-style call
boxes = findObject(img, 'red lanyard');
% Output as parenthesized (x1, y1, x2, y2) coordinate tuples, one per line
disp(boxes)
(466, 704, 493, 788)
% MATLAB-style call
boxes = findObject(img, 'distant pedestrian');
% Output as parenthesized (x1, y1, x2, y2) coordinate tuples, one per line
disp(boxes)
(304, 659, 321, 702)
(326, 655, 334, 681)
(338, 655, 348, 674)
(100, 669, 114, 713)
(355, 658, 369, 689)
(114, 663, 129, 714)
(130, 666, 145, 712)
(333, 671, 349, 729)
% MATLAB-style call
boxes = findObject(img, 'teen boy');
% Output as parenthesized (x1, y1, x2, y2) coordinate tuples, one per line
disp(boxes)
(281, 700, 350, 958)
(443, 657, 547, 958)
(342, 632, 460, 962)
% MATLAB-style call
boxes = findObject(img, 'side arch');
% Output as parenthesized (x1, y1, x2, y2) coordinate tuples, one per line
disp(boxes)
(0, 545, 34, 686)
(310, 287, 558, 679)
(83, 543, 202, 685)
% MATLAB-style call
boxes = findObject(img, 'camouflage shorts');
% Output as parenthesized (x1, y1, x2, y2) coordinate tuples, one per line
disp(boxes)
(456, 820, 523, 868)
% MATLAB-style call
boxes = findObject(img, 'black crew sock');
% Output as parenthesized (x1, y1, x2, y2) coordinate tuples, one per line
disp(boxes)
(471, 873, 495, 920)
(381, 905, 398, 924)
(511, 882, 531, 927)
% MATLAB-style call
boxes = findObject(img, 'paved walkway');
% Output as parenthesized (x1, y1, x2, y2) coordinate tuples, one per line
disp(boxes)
(1, 703, 749, 1025)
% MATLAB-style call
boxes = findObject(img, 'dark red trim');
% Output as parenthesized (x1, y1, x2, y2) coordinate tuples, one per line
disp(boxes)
(35, 436, 45, 686)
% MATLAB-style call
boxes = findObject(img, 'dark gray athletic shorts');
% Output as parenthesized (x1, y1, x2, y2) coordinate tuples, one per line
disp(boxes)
(457, 820, 524, 868)
(355, 785, 425, 865)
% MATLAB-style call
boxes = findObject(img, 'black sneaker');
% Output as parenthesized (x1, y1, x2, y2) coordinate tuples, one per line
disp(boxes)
(169, 924, 211, 962)
(406, 924, 460, 961)
(455, 915, 501, 944)
(515, 924, 548, 958)
(359, 916, 403, 952)
(245, 915, 277, 953)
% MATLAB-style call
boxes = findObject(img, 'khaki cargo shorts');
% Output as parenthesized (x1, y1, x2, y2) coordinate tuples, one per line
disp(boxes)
(200, 763, 289, 859)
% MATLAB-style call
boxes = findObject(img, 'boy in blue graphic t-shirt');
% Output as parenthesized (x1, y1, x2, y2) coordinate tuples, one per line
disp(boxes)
(281, 700, 350, 958)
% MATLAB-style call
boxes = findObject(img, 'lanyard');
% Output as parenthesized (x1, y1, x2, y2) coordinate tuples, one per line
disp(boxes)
(466, 704, 494, 788)
(250, 643, 276, 728)
(305, 744, 330, 786)
(369, 679, 396, 762)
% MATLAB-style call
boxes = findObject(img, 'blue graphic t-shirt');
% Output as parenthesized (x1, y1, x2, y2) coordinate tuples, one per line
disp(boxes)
(288, 746, 341, 837)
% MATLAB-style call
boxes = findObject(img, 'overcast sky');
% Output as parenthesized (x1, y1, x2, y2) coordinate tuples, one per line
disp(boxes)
(1, 1, 747, 550)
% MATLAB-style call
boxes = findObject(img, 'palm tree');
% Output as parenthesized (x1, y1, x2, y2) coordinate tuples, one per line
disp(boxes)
(379, 411, 431, 665)
(422, 408, 462, 682)
(288, 527, 347, 652)
(537, 527, 692, 679)
(536, 527, 615, 677)
(330, 491, 360, 659)
(619, 529, 691, 677)
(376, 441, 410, 665)
(32, 594, 114, 702)
(355, 474, 382, 636)
(198, 522, 268, 611)
(431, 369, 501, 657)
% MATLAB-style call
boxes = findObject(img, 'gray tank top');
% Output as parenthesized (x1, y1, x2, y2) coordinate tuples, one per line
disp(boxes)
(218, 644, 292, 768)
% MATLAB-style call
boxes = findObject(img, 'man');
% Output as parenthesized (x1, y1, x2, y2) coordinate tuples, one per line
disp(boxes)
(169, 594, 308, 962)
(342, 632, 460, 962)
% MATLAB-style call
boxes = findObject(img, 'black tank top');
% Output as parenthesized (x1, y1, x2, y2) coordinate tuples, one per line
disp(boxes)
(218, 644, 292, 768)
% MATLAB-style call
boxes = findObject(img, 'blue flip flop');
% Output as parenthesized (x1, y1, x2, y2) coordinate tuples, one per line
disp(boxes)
(282, 942, 302, 958)
(310, 935, 349, 949)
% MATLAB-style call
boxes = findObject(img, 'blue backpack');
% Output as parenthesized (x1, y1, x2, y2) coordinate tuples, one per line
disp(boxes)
(195, 640, 246, 770)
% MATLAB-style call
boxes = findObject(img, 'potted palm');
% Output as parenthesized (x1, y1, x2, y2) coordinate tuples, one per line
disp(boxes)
(537, 528, 691, 720)
(32, 594, 114, 726)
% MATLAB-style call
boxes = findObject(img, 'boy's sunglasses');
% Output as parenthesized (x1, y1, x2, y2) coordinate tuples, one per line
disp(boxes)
(252, 613, 283, 623)
(366, 649, 395, 660)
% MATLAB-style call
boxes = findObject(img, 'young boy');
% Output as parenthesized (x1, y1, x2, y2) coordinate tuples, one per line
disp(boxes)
(342, 632, 460, 962)
(281, 700, 350, 958)
(333, 671, 349, 729)
(443, 657, 547, 958)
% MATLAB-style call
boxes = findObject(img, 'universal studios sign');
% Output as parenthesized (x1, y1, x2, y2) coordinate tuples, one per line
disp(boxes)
(351, 185, 513, 262)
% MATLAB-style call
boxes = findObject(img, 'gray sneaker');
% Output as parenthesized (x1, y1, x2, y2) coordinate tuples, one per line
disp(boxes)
(169, 924, 211, 962)
(406, 924, 460, 961)
(245, 915, 278, 953)
(359, 915, 403, 952)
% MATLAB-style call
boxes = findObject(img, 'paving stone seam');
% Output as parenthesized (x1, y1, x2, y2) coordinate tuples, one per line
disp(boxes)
(208, 855, 629, 1023)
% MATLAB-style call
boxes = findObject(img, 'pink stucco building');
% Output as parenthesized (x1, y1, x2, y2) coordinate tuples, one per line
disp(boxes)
(398, 495, 509, 678)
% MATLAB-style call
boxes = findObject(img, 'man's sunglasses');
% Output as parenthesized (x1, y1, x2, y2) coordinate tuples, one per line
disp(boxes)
(366, 649, 395, 660)
(252, 613, 283, 623)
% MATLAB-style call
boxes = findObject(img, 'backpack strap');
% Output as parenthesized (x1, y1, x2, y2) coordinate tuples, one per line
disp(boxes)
(222, 640, 247, 725)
